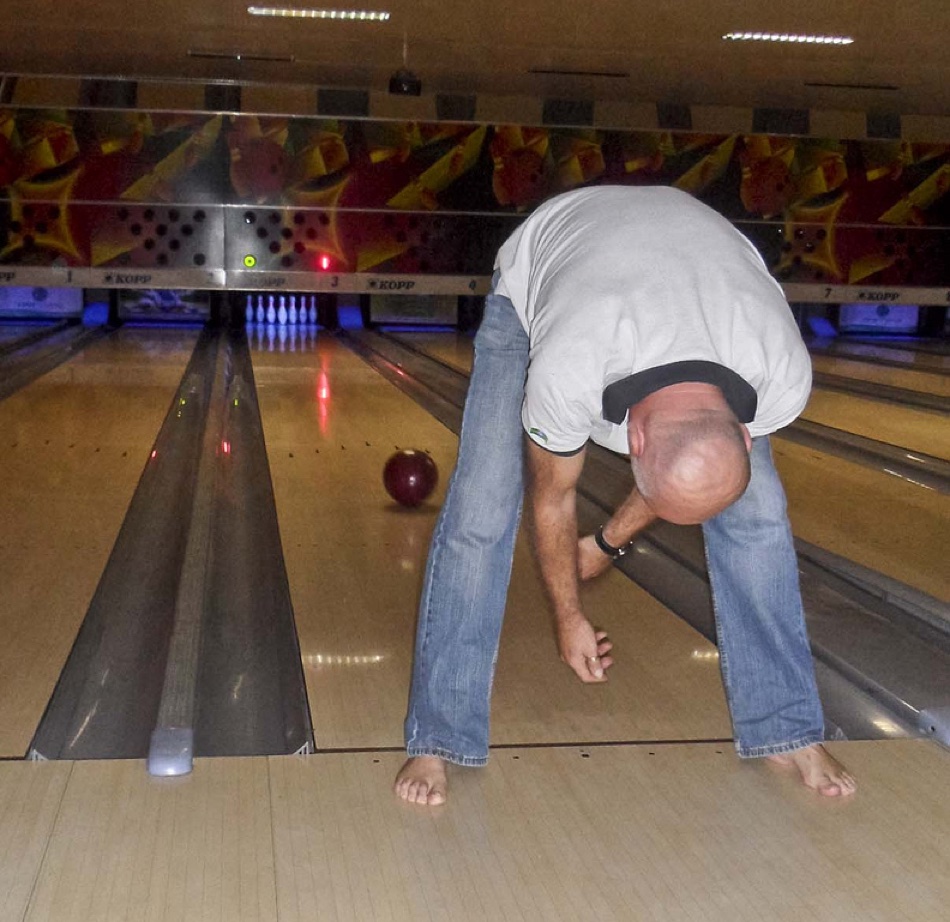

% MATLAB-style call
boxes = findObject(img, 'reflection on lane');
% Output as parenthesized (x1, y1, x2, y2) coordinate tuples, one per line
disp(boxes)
(801, 390, 950, 461)
(774, 438, 949, 602)
(810, 352, 949, 398)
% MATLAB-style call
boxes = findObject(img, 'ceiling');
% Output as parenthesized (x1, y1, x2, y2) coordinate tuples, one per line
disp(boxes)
(2, 0, 949, 115)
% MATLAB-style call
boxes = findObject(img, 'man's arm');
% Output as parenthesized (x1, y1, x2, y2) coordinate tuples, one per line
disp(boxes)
(525, 438, 613, 683)
(577, 484, 658, 580)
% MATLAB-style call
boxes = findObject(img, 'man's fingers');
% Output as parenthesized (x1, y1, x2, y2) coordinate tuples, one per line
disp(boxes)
(583, 653, 606, 681)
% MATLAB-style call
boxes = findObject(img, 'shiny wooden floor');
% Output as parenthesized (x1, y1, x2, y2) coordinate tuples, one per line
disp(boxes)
(2, 742, 948, 921)
(1, 324, 948, 920)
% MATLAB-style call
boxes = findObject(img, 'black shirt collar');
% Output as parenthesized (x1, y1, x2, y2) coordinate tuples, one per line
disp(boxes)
(602, 361, 757, 425)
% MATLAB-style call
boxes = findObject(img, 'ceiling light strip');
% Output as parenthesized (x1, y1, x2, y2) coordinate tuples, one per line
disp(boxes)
(723, 32, 854, 45)
(247, 6, 390, 20)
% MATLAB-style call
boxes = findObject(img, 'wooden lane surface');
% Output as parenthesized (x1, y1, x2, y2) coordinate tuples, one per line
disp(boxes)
(774, 439, 949, 602)
(810, 353, 949, 398)
(801, 390, 950, 461)
(251, 335, 732, 751)
(0, 328, 198, 757)
(2, 740, 948, 921)
(812, 341, 950, 373)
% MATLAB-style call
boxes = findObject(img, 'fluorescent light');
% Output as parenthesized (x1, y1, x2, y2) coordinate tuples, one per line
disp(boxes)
(248, 6, 390, 20)
(723, 31, 853, 45)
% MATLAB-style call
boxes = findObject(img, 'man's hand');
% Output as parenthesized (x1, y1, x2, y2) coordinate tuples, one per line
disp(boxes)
(556, 611, 614, 683)
(577, 533, 614, 581)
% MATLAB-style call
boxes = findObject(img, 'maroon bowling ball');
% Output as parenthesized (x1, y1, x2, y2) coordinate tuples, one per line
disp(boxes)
(383, 449, 439, 507)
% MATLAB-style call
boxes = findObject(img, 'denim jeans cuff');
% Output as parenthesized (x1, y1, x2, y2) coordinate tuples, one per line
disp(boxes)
(735, 732, 825, 759)
(407, 746, 488, 767)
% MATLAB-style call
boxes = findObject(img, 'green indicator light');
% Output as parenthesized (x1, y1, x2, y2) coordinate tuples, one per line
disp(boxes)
(244, 254, 257, 268)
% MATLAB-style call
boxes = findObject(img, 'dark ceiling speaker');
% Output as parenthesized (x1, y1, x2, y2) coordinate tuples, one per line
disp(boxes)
(389, 68, 422, 96)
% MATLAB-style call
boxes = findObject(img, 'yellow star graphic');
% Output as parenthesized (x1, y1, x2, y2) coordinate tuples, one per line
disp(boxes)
(777, 193, 848, 281)
(2, 168, 83, 263)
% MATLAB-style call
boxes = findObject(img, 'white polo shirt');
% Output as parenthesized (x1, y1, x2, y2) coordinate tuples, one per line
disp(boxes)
(493, 186, 811, 455)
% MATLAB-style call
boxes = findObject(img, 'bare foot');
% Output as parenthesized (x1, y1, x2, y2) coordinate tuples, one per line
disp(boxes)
(766, 744, 857, 797)
(394, 756, 448, 806)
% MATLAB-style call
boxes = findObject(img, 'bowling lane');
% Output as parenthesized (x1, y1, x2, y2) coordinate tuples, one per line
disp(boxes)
(810, 339, 950, 372)
(810, 352, 949, 397)
(801, 390, 949, 460)
(0, 327, 199, 757)
(253, 332, 732, 751)
(773, 440, 949, 601)
(0, 322, 62, 348)
(391, 329, 473, 374)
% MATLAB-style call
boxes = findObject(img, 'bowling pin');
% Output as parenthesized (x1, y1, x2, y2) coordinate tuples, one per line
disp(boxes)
(266, 294, 276, 324)
(288, 294, 298, 324)
(308, 294, 318, 324)
(278, 295, 288, 325)
(256, 294, 265, 323)
(245, 293, 254, 324)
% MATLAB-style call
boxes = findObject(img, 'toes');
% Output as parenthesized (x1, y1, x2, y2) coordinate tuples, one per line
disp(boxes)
(817, 781, 843, 797)
(408, 781, 429, 804)
(397, 778, 446, 805)
(836, 772, 858, 796)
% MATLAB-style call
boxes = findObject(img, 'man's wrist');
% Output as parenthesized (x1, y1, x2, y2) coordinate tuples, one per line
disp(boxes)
(594, 525, 635, 560)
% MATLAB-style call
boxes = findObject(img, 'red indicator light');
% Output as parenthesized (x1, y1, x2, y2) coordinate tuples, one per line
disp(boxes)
(221, 440, 231, 455)
(319, 254, 331, 270)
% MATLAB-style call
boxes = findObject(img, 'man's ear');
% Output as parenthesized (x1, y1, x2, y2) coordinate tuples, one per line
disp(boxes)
(627, 415, 645, 458)
(741, 424, 752, 453)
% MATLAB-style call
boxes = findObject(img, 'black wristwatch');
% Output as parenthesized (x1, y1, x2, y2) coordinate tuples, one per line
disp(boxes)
(594, 525, 634, 560)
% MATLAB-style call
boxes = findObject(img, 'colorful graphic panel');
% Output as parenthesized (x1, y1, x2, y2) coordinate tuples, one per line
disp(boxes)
(0, 108, 947, 286)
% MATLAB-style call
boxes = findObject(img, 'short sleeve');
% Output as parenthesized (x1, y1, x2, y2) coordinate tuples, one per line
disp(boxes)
(522, 359, 600, 454)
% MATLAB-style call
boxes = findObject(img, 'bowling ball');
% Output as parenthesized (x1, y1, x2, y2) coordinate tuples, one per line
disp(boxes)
(383, 449, 438, 507)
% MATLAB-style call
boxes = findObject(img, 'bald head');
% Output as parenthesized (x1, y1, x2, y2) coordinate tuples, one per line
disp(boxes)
(631, 409, 751, 524)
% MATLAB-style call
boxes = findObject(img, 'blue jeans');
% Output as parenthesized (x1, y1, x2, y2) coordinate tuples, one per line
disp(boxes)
(404, 285, 824, 764)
